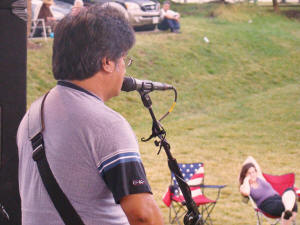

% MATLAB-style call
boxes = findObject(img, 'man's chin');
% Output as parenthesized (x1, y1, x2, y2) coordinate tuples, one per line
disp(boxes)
(112, 90, 121, 98)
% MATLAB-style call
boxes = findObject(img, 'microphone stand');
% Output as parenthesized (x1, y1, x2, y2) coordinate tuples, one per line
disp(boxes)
(138, 90, 203, 225)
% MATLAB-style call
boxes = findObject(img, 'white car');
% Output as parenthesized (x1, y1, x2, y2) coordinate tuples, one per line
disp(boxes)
(60, 0, 161, 30)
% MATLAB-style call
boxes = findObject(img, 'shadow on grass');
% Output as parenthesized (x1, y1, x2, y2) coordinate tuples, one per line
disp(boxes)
(248, 3, 300, 21)
(172, 1, 225, 17)
(173, 2, 300, 21)
(281, 8, 300, 20)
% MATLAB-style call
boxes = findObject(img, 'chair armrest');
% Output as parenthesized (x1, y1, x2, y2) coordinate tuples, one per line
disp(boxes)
(190, 184, 226, 189)
(249, 196, 259, 209)
(201, 184, 226, 189)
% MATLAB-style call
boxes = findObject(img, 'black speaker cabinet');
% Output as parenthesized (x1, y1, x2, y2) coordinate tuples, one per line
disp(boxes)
(0, 0, 27, 224)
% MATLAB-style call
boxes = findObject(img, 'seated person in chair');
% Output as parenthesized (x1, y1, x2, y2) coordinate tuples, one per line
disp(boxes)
(239, 157, 297, 225)
(33, 0, 56, 37)
(71, 0, 84, 15)
(158, 1, 181, 33)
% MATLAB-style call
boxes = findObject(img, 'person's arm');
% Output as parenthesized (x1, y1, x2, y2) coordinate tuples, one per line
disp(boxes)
(242, 156, 264, 180)
(160, 9, 165, 20)
(97, 120, 163, 225)
(174, 12, 180, 21)
(164, 13, 174, 19)
(47, 7, 56, 22)
(46, 16, 56, 21)
(164, 10, 180, 20)
(240, 176, 251, 196)
(120, 193, 164, 225)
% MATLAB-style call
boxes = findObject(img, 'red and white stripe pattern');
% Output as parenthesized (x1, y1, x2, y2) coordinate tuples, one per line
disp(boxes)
(163, 163, 205, 207)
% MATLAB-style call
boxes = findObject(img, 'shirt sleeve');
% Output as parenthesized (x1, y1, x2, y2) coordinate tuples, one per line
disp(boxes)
(160, 9, 165, 20)
(96, 115, 152, 204)
(165, 10, 178, 18)
(99, 153, 152, 203)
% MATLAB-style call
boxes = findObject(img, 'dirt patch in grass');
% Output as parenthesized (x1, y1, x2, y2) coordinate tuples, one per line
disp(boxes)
(27, 40, 44, 50)
(172, 2, 223, 17)
(282, 9, 300, 20)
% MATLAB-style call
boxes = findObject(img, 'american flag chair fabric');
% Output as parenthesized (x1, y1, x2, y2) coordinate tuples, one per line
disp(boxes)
(162, 163, 226, 225)
(246, 173, 299, 225)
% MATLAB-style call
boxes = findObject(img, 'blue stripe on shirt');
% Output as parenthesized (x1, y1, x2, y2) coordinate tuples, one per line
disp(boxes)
(98, 152, 141, 174)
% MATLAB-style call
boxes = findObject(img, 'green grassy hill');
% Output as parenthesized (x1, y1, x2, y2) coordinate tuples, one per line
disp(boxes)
(27, 3, 300, 224)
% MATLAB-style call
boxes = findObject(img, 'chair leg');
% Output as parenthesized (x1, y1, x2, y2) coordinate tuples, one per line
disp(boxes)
(270, 218, 280, 225)
(173, 206, 181, 225)
(169, 202, 177, 224)
(41, 20, 47, 40)
(201, 203, 216, 225)
(256, 212, 262, 225)
(258, 212, 280, 225)
(30, 22, 37, 38)
(169, 202, 184, 225)
(201, 188, 225, 225)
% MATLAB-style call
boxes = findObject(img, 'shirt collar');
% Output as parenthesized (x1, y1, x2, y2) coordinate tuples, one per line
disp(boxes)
(57, 80, 102, 102)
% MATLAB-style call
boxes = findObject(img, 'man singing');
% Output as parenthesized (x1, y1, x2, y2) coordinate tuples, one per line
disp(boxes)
(17, 5, 164, 225)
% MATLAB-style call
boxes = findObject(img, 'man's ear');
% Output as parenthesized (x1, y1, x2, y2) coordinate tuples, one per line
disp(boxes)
(101, 57, 115, 73)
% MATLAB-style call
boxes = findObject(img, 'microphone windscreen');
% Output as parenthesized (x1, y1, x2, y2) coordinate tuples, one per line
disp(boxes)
(121, 76, 136, 92)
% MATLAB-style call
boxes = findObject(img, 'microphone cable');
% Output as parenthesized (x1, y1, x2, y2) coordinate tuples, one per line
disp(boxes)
(158, 87, 177, 122)
(123, 74, 177, 122)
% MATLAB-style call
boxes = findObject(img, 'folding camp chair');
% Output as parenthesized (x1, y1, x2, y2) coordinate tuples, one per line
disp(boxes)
(30, 19, 52, 40)
(247, 172, 299, 225)
(162, 163, 226, 225)
(295, 187, 300, 201)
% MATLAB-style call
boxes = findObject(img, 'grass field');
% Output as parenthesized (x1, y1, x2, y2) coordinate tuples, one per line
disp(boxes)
(27, 3, 300, 224)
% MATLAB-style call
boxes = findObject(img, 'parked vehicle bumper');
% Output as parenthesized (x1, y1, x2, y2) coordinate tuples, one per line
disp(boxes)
(128, 11, 161, 27)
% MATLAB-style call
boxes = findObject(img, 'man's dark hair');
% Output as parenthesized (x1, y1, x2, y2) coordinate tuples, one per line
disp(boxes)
(52, 4, 135, 80)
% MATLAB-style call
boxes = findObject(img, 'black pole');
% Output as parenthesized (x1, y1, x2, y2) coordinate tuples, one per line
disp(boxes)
(0, 0, 27, 224)
(139, 90, 203, 225)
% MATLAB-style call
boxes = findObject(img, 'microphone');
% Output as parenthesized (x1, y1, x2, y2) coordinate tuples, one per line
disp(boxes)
(121, 76, 173, 92)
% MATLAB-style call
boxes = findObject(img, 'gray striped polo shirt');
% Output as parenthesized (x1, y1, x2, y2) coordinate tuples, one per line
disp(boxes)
(17, 81, 151, 225)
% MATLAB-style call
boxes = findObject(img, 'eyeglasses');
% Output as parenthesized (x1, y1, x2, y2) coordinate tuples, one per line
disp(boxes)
(124, 56, 133, 68)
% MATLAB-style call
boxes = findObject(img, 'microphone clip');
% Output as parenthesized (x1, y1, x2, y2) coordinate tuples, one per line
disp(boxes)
(141, 121, 166, 143)
(139, 90, 153, 109)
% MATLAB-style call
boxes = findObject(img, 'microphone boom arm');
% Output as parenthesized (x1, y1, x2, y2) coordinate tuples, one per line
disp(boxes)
(138, 90, 203, 225)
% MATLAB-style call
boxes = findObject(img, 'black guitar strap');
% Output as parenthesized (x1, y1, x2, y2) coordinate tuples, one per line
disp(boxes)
(28, 92, 85, 225)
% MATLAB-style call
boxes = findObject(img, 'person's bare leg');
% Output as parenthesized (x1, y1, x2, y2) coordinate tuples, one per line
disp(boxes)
(282, 190, 296, 211)
(282, 190, 296, 224)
